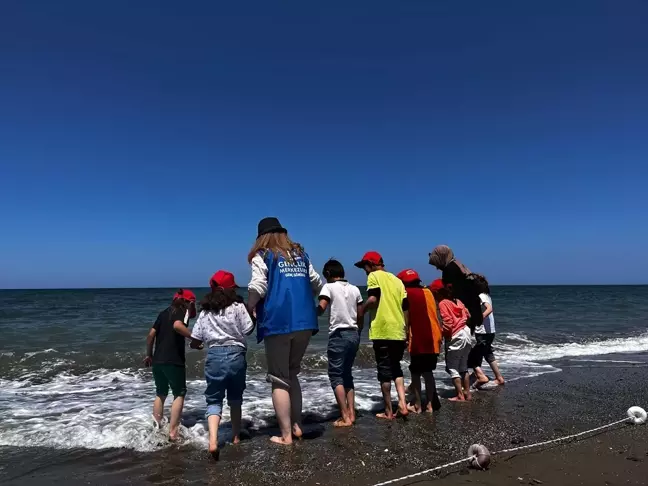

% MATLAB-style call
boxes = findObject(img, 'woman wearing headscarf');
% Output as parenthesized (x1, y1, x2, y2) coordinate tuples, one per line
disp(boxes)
(428, 245, 482, 333)
(247, 217, 322, 445)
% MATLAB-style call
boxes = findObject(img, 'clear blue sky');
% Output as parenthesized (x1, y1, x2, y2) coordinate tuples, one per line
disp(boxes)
(1, 0, 647, 288)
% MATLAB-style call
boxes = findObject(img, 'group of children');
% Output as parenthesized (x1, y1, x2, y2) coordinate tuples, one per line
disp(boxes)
(144, 249, 504, 455)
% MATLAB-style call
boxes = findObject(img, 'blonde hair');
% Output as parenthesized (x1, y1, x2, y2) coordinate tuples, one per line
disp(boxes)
(247, 232, 305, 263)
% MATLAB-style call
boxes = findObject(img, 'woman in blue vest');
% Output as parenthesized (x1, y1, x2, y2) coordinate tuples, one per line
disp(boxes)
(247, 217, 322, 445)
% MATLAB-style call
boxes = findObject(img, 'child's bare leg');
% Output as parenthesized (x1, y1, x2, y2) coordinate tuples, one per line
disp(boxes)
(208, 414, 221, 455)
(422, 372, 441, 411)
(376, 381, 394, 419)
(333, 385, 352, 426)
(489, 360, 505, 384)
(169, 396, 185, 440)
(270, 387, 293, 445)
(153, 396, 166, 426)
(407, 373, 423, 413)
(473, 366, 490, 388)
(394, 377, 409, 416)
(230, 403, 242, 443)
(461, 372, 472, 400)
(346, 388, 356, 423)
(449, 376, 465, 401)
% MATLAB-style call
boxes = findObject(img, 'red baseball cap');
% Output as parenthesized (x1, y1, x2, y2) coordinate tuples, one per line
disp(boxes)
(429, 279, 445, 292)
(173, 289, 196, 302)
(397, 269, 421, 283)
(210, 270, 237, 289)
(354, 251, 384, 268)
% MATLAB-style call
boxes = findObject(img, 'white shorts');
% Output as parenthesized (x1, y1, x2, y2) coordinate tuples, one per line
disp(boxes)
(445, 327, 472, 379)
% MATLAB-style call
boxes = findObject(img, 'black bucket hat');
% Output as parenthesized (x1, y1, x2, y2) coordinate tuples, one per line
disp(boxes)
(257, 217, 287, 238)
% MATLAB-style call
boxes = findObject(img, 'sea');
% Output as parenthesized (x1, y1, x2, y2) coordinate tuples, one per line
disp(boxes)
(1, 286, 647, 454)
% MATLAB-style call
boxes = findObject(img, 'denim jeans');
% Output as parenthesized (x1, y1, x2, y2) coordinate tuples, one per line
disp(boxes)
(327, 328, 360, 389)
(204, 346, 247, 418)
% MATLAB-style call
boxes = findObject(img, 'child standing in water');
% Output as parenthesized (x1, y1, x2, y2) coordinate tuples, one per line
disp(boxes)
(317, 259, 364, 427)
(355, 251, 409, 419)
(430, 280, 472, 401)
(190, 271, 254, 459)
(468, 274, 505, 387)
(144, 289, 196, 440)
(396, 269, 442, 413)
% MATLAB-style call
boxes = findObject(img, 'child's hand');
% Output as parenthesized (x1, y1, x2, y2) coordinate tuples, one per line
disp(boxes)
(143, 356, 153, 367)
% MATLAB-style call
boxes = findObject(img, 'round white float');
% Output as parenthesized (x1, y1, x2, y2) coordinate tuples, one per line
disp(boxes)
(467, 444, 491, 469)
(627, 406, 647, 425)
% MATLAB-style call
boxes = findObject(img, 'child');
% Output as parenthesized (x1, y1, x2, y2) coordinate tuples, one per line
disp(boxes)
(355, 251, 409, 419)
(468, 274, 505, 387)
(144, 289, 196, 440)
(190, 270, 255, 459)
(430, 279, 472, 402)
(317, 259, 364, 427)
(396, 269, 442, 413)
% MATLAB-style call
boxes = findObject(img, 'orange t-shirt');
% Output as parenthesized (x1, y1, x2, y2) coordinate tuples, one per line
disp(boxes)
(405, 286, 442, 355)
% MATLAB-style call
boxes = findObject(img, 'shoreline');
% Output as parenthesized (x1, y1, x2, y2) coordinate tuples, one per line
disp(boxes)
(2, 352, 648, 485)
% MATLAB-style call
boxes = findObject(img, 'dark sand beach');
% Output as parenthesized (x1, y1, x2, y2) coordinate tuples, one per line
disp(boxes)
(2, 351, 647, 485)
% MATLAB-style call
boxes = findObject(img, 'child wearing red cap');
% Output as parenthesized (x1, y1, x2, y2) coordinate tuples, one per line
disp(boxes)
(144, 289, 196, 440)
(430, 280, 473, 401)
(396, 269, 442, 413)
(190, 271, 254, 459)
(355, 251, 409, 419)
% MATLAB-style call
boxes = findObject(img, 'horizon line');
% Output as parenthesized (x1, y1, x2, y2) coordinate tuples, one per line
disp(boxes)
(1, 283, 647, 291)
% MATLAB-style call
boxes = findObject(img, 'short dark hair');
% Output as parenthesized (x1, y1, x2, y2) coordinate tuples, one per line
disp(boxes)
(323, 259, 345, 279)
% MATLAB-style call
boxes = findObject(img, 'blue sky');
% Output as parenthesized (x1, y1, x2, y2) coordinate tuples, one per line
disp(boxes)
(1, 0, 647, 288)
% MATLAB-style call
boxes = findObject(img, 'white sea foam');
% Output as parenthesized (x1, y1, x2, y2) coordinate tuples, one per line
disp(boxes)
(1, 332, 647, 452)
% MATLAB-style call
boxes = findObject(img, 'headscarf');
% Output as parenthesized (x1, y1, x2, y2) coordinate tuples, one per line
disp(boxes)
(429, 245, 471, 275)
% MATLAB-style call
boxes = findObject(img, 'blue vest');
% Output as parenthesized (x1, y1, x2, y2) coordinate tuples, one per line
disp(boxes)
(255, 250, 318, 343)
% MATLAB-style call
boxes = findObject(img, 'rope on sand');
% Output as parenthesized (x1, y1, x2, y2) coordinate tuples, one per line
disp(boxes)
(371, 406, 646, 486)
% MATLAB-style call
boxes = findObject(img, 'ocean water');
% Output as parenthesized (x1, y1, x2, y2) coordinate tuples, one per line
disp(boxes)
(1, 286, 647, 453)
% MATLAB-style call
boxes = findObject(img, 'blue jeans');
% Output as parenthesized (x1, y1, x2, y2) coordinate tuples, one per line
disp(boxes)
(328, 328, 360, 389)
(204, 346, 247, 418)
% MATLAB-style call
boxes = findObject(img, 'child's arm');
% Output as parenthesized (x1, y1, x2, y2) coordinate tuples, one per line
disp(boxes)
(481, 301, 493, 320)
(238, 304, 256, 336)
(317, 284, 331, 316)
(173, 320, 193, 339)
(317, 298, 329, 316)
(438, 301, 454, 336)
(144, 328, 156, 367)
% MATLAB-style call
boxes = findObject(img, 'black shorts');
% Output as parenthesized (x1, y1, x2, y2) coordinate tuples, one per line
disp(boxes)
(373, 340, 406, 383)
(467, 333, 496, 368)
(409, 353, 438, 374)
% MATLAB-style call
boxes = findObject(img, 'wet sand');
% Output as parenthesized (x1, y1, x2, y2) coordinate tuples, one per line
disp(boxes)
(1, 352, 647, 485)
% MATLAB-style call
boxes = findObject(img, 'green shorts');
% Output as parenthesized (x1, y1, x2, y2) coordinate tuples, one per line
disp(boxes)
(152, 364, 187, 398)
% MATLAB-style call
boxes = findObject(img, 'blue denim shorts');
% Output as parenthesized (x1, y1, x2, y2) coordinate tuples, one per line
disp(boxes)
(204, 346, 247, 418)
(327, 328, 360, 389)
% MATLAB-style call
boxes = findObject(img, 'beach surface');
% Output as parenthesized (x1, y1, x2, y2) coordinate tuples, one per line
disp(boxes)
(2, 351, 647, 485)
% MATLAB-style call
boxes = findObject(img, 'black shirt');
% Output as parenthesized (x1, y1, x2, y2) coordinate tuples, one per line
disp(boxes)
(152, 306, 188, 366)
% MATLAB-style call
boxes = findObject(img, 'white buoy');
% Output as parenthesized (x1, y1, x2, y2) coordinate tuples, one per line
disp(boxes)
(467, 444, 491, 469)
(627, 406, 647, 425)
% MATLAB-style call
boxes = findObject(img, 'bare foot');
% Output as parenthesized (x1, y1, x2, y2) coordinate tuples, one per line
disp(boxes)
(232, 435, 240, 445)
(169, 428, 180, 442)
(376, 412, 394, 420)
(425, 403, 433, 413)
(475, 378, 490, 389)
(348, 412, 356, 424)
(496, 378, 505, 385)
(209, 441, 219, 460)
(292, 424, 303, 439)
(465, 393, 472, 401)
(333, 418, 353, 427)
(397, 404, 409, 417)
(448, 396, 466, 402)
(407, 403, 422, 414)
(270, 435, 293, 445)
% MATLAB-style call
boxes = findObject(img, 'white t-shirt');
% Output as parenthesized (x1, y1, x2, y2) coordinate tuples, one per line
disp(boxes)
(474, 293, 496, 334)
(191, 303, 255, 349)
(319, 281, 363, 335)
